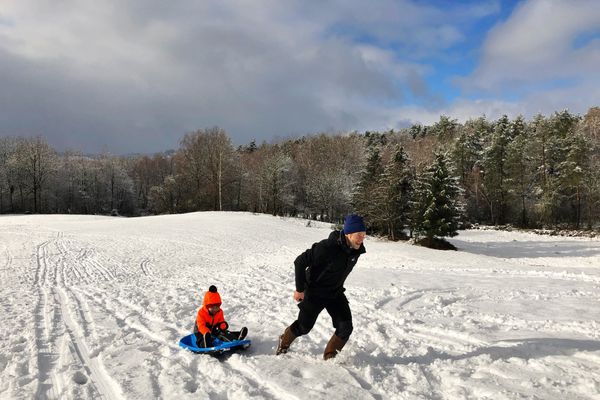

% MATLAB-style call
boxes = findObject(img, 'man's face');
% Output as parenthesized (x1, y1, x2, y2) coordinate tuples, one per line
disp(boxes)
(346, 231, 366, 249)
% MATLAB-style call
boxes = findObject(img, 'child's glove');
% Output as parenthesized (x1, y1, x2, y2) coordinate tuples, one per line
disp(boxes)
(212, 321, 229, 339)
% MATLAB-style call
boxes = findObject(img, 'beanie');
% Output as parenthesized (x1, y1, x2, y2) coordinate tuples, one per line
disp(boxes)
(203, 285, 222, 307)
(343, 214, 366, 234)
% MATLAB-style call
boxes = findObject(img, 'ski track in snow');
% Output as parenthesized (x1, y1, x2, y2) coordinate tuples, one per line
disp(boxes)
(30, 232, 124, 400)
(1, 213, 600, 399)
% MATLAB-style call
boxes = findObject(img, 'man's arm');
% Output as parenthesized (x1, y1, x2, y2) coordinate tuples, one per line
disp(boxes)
(293, 239, 328, 296)
(294, 246, 313, 293)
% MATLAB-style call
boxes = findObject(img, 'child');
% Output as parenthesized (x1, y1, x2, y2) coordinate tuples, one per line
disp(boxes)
(194, 285, 248, 348)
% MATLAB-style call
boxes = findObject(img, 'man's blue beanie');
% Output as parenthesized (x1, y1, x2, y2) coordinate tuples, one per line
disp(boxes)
(343, 214, 366, 234)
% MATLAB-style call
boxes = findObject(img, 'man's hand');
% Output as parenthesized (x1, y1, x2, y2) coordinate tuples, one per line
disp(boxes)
(294, 291, 305, 302)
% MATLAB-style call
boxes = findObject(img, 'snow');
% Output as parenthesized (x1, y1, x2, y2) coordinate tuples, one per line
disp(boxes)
(1, 212, 599, 399)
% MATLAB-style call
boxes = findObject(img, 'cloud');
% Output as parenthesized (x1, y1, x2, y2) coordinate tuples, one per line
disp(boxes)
(2, 0, 595, 155)
(459, 0, 600, 93)
(2, 0, 461, 152)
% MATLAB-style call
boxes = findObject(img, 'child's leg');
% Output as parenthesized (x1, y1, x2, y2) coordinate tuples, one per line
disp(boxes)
(222, 327, 248, 341)
(193, 323, 204, 346)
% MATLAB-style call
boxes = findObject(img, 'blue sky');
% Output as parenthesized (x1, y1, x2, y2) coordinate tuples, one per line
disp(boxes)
(0, 0, 599, 153)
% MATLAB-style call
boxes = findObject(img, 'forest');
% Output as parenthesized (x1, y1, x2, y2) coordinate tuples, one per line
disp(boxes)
(1, 107, 598, 239)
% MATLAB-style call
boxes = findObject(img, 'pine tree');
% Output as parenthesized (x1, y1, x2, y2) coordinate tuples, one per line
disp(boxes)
(482, 115, 513, 224)
(431, 115, 459, 142)
(558, 130, 589, 228)
(370, 146, 414, 240)
(533, 110, 582, 226)
(450, 117, 489, 221)
(352, 147, 383, 230)
(411, 152, 462, 248)
(505, 115, 535, 227)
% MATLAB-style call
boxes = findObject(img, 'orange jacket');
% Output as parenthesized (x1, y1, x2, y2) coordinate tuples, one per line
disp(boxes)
(195, 286, 227, 335)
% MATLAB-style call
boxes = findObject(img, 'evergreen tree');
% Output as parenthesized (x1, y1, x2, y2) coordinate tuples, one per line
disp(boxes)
(431, 115, 459, 142)
(482, 115, 513, 224)
(533, 110, 581, 226)
(352, 147, 383, 230)
(580, 108, 600, 227)
(559, 131, 589, 228)
(505, 115, 535, 227)
(450, 117, 489, 222)
(411, 152, 462, 247)
(370, 146, 414, 240)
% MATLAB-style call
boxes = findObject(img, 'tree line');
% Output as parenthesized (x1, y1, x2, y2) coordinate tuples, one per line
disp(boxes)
(1, 107, 598, 239)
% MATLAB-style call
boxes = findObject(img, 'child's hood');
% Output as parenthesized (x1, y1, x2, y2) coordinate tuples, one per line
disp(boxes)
(203, 285, 222, 307)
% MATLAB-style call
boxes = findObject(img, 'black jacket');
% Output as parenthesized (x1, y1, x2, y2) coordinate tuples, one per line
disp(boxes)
(294, 230, 366, 298)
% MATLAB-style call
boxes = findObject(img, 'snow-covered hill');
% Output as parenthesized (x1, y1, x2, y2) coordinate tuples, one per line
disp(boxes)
(1, 212, 599, 399)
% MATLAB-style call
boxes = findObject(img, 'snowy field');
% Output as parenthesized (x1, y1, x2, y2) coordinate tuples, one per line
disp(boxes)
(1, 212, 599, 400)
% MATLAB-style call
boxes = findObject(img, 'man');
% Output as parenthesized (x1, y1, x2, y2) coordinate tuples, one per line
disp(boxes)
(276, 214, 367, 360)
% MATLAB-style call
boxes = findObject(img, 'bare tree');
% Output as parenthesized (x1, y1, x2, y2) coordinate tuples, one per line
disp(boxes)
(203, 127, 236, 211)
(179, 131, 210, 210)
(295, 134, 362, 221)
(14, 137, 57, 213)
(0, 137, 18, 212)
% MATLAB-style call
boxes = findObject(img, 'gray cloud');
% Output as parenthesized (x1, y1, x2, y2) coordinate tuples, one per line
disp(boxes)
(4, 0, 591, 155)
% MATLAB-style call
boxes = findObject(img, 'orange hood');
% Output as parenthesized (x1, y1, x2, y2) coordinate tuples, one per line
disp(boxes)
(203, 285, 222, 307)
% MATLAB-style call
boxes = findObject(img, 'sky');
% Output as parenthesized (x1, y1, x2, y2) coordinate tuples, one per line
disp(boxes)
(0, 0, 599, 154)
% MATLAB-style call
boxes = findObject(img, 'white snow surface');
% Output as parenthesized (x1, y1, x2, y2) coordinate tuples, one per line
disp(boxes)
(1, 212, 599, 399)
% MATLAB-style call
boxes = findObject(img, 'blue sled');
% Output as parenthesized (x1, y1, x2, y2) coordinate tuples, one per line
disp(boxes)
(179, 333, 251, 354)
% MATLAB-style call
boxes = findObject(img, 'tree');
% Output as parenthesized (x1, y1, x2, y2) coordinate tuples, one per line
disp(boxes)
(580, 107, 600, 227)
(201, 127, 236, 211)
(370, 146, 413, 240)
(295, 134, 362, 222)
(411, 152, 462, 247)
(130, 153, 173, 212)
(431, 115, 459, 142)
(179, 131, 209, 210)
(481, 115, 513, 224)
(352, 147, 384, 228)
(0, 137, 18, 213)
(14, 137, 57, 213)
(450, 117, 489, 222)
(559, 132, 589, 228)
(505, 115, 536, 227)
(178, 127, 236, 211)
(535, 110, 581, 226)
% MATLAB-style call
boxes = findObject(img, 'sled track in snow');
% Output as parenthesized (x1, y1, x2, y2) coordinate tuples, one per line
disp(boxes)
(55, 286, 124, 400)
(75, 288, 181, 350)
(74, 286, 292, 399)
(34, 239, 52, 287)
(225, 357, 300, 400)
(140, 258, 154, 276)
(33, 234, 124, 400)
(0, 248, 12, 282)
(56, 238, 117, 284)
(2, 247, 12, 269)
(73, 288, 250, 398)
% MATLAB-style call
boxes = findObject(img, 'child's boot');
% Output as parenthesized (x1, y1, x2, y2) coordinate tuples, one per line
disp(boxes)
(276, 326, 297, 355)
(238, 327, 248, 340)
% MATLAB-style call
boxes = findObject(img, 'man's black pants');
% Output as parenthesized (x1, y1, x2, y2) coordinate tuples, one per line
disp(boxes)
(290, 292, 353, 340)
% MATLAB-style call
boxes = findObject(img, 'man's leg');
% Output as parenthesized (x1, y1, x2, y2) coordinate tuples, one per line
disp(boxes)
(276, 296, 326, 355)
(323, 293, 353, 359)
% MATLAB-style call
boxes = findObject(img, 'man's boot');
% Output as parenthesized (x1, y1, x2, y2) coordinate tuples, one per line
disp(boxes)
(276, 326, 297, 355)
(323, 334, 347, 360)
